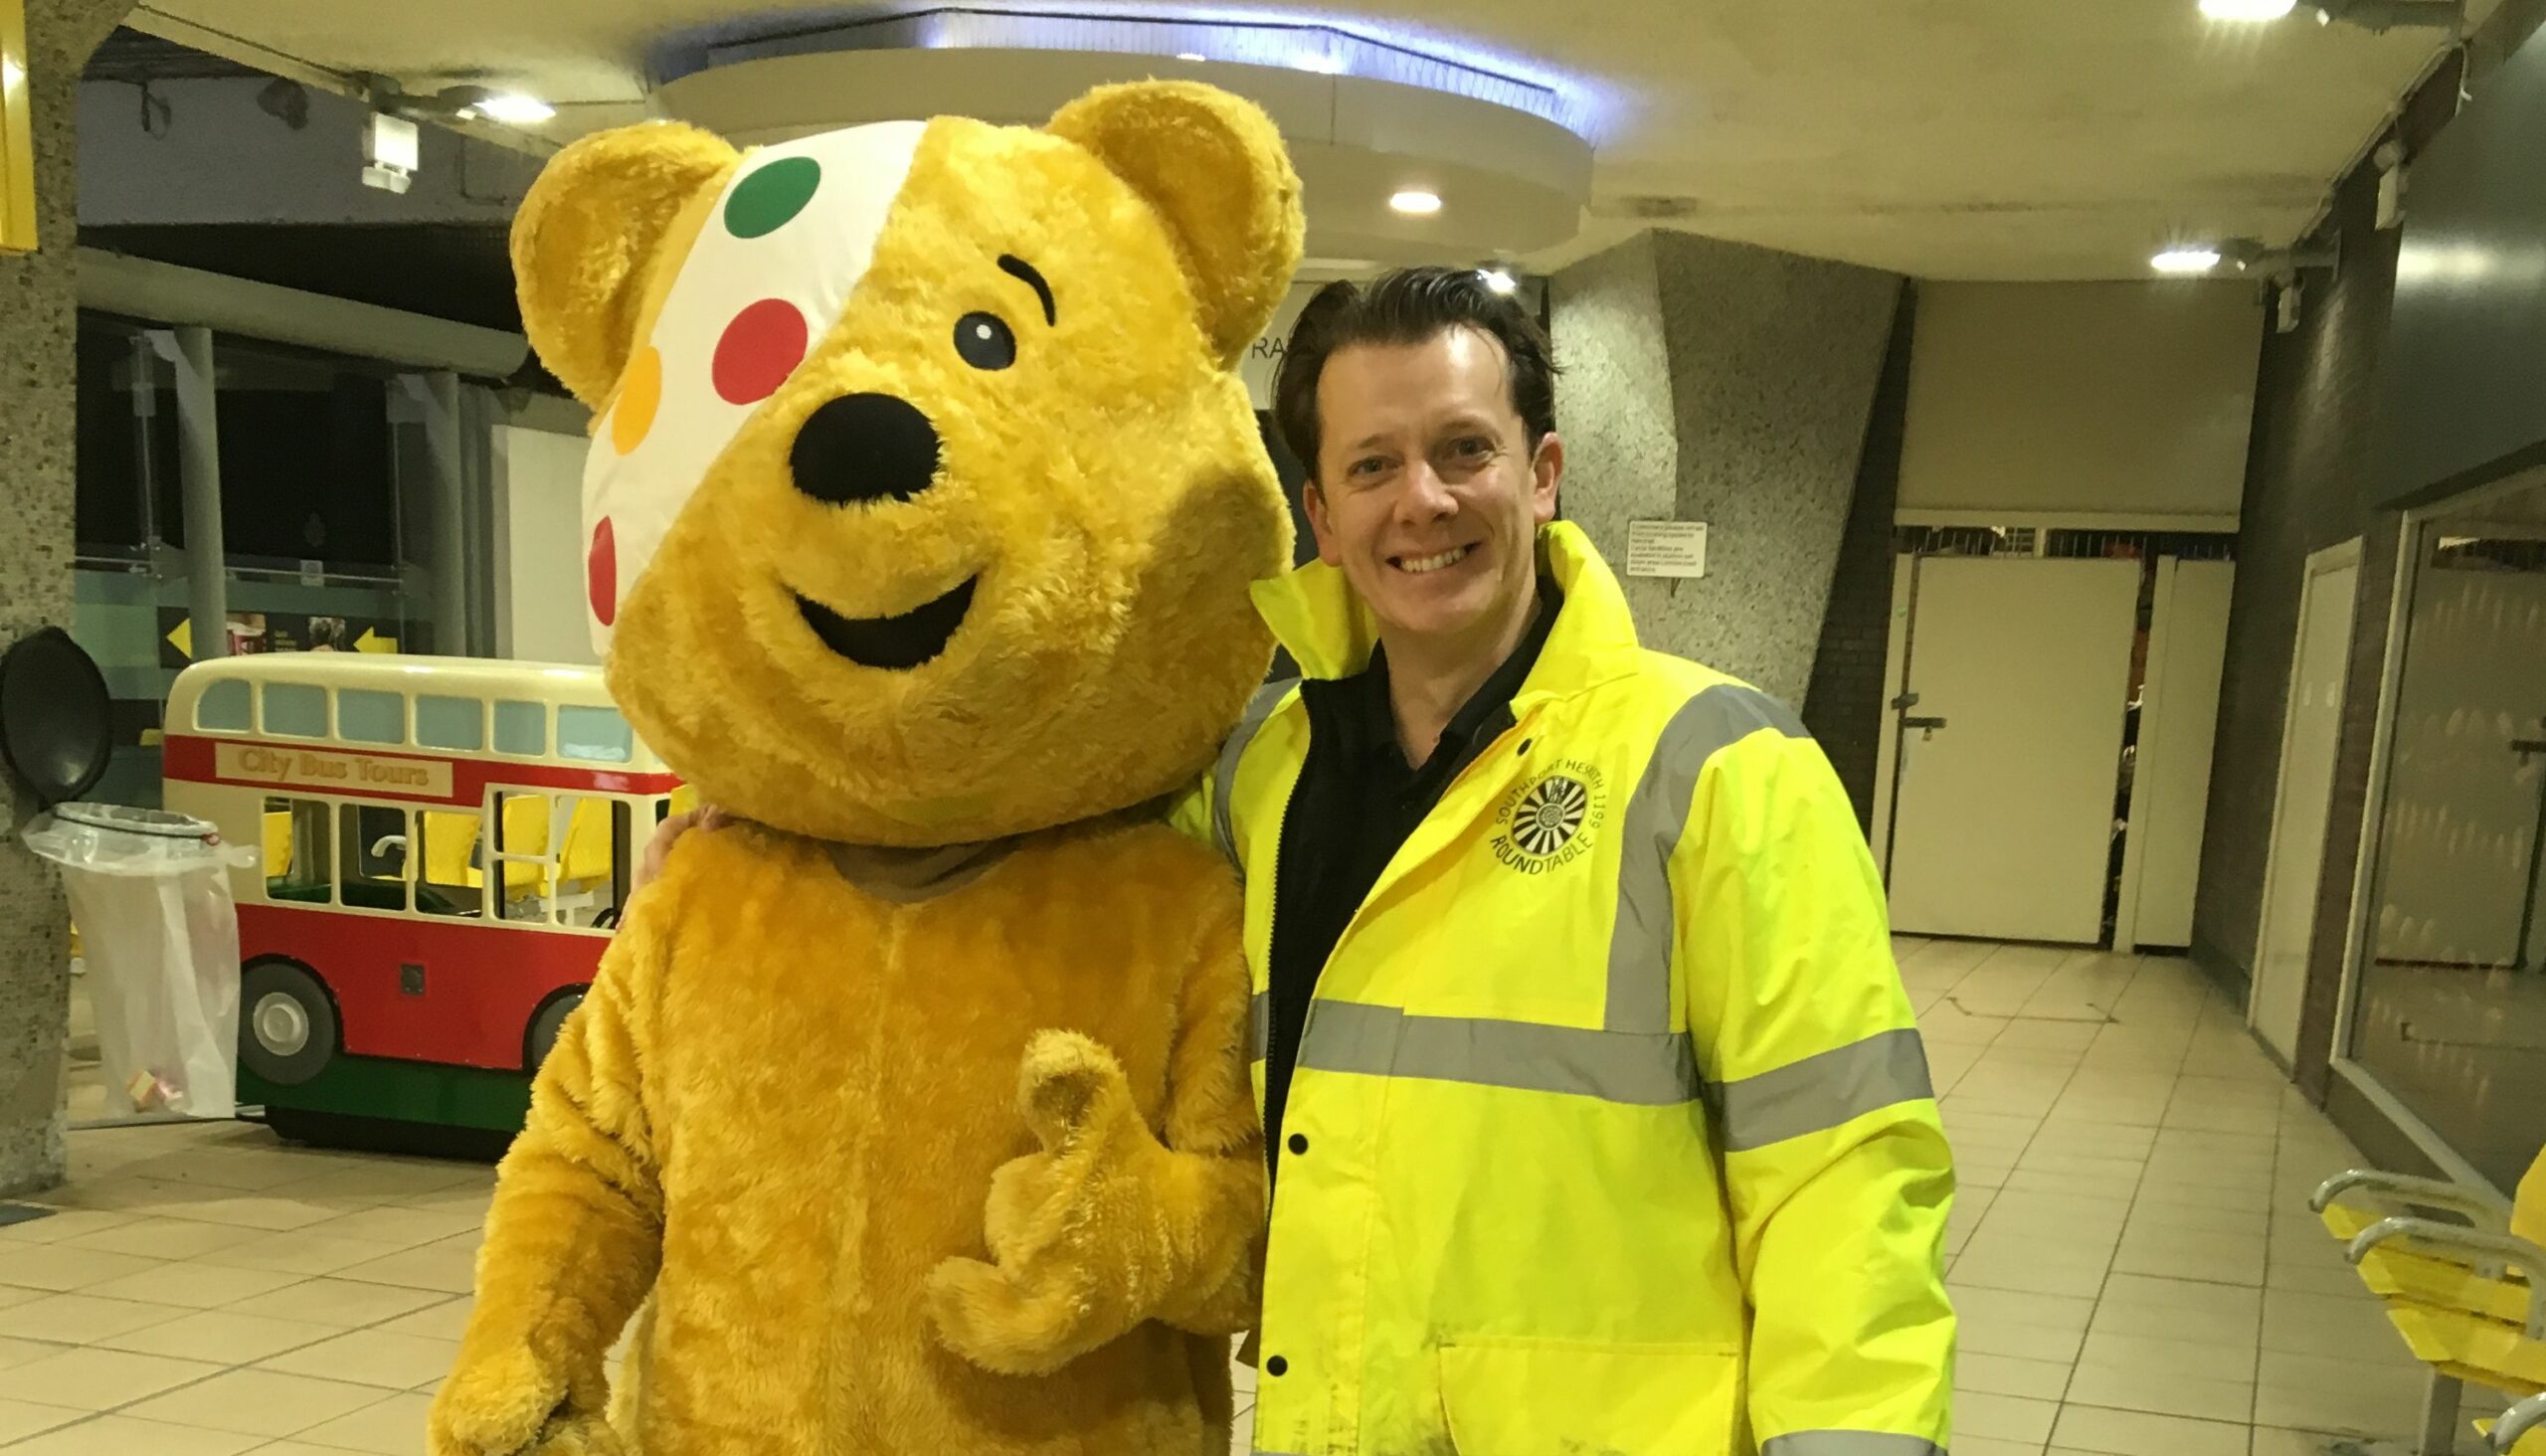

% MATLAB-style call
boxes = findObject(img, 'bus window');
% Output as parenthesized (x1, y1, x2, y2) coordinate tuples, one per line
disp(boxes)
(488, 792, 631, 928)
(494, 700, 546, 757)
(264, 797, 333, 903)
(339, 689, 406, 746)
(557, 705, 634, 764)
(196, 679, 251, 733)
(264, 683, 327, 738)
(340, 804, 411, 913)
(416, 810, 484, 918)
(417, 695, 484, 751)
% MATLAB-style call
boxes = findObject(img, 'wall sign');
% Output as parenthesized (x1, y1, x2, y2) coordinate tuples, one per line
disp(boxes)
(1626, 520, 1710, 579)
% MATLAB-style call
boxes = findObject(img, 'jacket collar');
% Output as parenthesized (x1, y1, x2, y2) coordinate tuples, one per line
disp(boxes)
(1249, 521, 1644, 706)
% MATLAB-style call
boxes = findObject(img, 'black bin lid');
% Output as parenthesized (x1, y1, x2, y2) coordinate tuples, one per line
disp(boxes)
(0, 628, 112, 809)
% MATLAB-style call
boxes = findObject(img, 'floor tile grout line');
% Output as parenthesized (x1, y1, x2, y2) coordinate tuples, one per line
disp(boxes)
(2052, 951, 2226, 1447)
(0, 1275, 468, 1449)
(1945, 942, 2126, 1420)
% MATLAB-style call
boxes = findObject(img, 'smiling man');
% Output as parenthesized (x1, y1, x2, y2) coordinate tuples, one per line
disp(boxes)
(1184, 266, 1958, 1455)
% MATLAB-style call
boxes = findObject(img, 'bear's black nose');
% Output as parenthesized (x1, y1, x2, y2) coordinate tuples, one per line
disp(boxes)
(789, 393, 942, 506)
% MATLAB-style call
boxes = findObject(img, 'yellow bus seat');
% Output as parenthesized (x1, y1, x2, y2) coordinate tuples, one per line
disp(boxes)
(263, 810, 293, 879)
(418, 812, 480, 892)
(557, 798, 614, 888)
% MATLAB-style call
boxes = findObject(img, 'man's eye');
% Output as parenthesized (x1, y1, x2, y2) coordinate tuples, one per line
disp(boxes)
(1351, 457, 1387, 478)
(1453, 437, 1492, 457)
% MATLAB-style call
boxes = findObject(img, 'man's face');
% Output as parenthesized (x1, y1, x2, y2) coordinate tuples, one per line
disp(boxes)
(1304, 326, 1561, 652)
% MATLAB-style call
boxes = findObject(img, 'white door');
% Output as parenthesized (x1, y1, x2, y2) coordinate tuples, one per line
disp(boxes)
(2116, 558, 2237, 950)
(1886, 557, 2141, 943)
(2250, 543, 2361, 1064)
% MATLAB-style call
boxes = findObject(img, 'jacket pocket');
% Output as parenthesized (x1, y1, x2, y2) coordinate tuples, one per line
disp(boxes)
(1437, 1338, 1742, 1455)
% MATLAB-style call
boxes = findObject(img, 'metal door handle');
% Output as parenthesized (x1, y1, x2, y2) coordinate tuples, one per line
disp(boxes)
(1903, 715, 1948, 741)
(2513, 739, 2546, 757)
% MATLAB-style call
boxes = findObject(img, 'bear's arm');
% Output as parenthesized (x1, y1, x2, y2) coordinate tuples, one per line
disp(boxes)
(927, 850, 1266, 1372)
(430, 881, 671, 1452)
(1149, 876, 1266, 1337)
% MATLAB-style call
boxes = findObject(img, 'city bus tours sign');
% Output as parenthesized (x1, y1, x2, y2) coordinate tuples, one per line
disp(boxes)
(213, 742, 455, 800)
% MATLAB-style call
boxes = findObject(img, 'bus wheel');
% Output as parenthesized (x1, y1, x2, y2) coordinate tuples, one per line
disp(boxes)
(241, 962, 337, 1086)
(525, 992, 584, 1073)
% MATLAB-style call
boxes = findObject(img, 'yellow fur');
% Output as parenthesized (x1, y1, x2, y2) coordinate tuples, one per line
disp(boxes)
(431, 82, 1300, 1455)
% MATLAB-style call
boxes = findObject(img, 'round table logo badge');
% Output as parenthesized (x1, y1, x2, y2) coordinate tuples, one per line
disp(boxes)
(1493, 762, 1607, 873)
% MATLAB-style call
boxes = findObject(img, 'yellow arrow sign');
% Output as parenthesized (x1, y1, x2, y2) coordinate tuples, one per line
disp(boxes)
(355, 628, 398, 654)
(165, 617, 193, 660)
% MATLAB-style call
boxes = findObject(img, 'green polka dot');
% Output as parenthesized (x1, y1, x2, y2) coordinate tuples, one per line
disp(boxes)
(724, 156, 821, 240)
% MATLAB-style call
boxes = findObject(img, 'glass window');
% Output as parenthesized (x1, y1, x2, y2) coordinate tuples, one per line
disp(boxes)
(2347, 470, 2546, 1193)
(487, 791, 632, 928)
(557, 705, 634, 764)
(338, 804, 411, 912)
(494, 700, 546, 757)
(195, 679, 252, 733)
(416, 695, 484, 751)
(415, 809, 484, 919)
(263, 683, 327, 739)
(338, 689, 405, 745)
(262, 796, 334, 903)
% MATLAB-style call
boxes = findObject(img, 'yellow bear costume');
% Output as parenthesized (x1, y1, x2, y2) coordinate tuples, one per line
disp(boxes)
(429, 83, 1301, 1455)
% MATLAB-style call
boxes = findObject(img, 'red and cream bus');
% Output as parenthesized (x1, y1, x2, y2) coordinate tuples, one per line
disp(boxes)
(163, 653, 684, 1138)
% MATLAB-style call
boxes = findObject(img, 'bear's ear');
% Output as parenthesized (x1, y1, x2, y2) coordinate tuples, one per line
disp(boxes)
(1047, 82, 1304, 369)
(511, 121, 741, 409)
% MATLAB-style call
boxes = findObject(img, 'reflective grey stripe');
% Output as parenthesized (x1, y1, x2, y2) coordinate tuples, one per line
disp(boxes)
(1248, 990, 1271, 1062)
(1760, 1434, 1945, 1456)
(1293, 1000, 1703, 1106)
(1606, 683, 1808, 1035)
(1211, 679, 1297, 866)
(1718, 1027, 1934, 1153)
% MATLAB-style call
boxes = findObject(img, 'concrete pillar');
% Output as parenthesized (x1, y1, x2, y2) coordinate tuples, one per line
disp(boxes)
(0, 0, 138, 1196)
(1550, 230, 1901, 709)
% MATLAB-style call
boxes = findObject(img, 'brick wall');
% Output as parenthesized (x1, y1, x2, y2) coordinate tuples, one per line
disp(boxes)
(1803, 288, 1916, 832)
(2190, 130, 2415, 1000)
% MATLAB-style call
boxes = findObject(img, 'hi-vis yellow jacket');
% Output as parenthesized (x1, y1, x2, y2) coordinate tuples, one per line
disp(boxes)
(1172, 522, 1956, 1456)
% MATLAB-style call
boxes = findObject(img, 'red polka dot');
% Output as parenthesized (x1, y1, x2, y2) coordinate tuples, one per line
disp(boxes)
(712, 299, 810, 405)
(589, 518, 618, 627)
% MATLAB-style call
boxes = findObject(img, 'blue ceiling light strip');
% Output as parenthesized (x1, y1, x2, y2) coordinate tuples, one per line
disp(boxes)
(648, 5, 1597, 138)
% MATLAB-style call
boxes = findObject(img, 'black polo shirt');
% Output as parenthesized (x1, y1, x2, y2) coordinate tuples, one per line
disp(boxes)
(1260, 582, 1560, 1188)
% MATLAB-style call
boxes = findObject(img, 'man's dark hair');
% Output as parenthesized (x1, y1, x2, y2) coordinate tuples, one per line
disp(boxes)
(1271, 267, 1559, 484)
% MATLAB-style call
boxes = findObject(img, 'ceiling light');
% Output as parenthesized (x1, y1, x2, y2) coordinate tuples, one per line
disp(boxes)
(1176, 51, 1205, 62)
(1390, 189, 1442, 217)
(2152, 247, 2225, 273)
(1478, 267, 1518, 294)
(467, 92, 555, 125)
(2200, 0, 2298, 18)
(1298, 53, 1347, 75)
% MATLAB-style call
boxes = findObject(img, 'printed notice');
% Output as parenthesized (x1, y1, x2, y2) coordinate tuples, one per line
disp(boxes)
(1626, 520, 1709, 579)
(214, 742, 455, 800)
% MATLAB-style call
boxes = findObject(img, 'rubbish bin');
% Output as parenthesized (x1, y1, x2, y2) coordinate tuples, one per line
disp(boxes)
(24, 804, 245, 1119)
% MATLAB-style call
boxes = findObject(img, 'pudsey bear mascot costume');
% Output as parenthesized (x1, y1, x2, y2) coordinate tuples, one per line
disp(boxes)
(429, 80, 1301, 1455)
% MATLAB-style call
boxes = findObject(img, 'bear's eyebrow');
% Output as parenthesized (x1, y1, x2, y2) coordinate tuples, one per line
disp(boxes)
(998, 255, 1056, 326)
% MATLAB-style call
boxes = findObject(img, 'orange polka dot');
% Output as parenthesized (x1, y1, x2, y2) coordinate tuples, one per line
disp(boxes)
(612, 346, 663, 455)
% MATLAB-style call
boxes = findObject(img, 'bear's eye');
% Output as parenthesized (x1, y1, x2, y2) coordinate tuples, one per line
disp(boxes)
(955, 312, 1017, 371)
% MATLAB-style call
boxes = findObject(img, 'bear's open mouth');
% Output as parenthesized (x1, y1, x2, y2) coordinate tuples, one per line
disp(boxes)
(794, 578, 978, 670)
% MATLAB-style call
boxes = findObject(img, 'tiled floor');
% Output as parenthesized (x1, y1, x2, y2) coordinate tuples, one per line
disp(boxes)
(13, 942, 2501, 1453)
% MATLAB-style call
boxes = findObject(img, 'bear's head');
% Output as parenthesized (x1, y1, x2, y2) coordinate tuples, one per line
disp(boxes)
(513, 84, 1301, 846)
